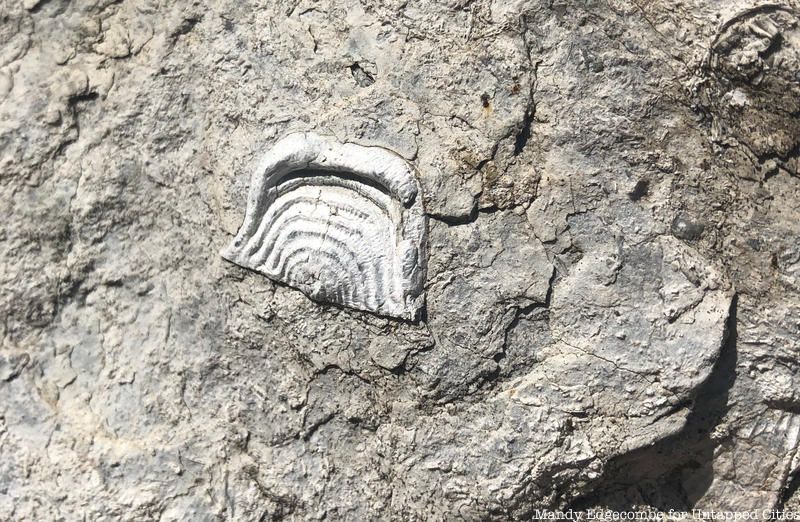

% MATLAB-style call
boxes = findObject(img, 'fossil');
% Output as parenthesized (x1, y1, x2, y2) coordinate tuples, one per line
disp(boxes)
(222, 133, 427, 320)
(701, 5, 800, 161)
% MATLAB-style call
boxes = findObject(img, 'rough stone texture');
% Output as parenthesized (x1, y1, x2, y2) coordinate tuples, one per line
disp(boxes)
(0, 0, 797, 520)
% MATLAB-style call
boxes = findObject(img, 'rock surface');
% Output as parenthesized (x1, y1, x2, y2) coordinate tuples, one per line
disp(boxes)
(0, 0, 798, 519)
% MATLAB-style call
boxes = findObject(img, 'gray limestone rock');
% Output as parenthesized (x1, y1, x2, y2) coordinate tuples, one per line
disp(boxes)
(1, 0, 798, 520)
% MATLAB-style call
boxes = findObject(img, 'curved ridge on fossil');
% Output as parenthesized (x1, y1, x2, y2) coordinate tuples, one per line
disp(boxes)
(222, 132, 427, 320)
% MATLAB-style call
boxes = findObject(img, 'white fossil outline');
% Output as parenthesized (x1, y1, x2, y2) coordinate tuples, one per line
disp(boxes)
(222, 132, 427, 320)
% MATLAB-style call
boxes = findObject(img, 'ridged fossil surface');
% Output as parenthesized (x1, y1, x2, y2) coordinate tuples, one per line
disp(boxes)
(222, 133, 427, 320)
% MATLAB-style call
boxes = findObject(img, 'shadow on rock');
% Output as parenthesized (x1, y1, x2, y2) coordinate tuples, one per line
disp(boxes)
(568, 295, 739, 510)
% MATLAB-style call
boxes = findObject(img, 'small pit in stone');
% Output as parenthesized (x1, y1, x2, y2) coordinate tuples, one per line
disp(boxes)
(628, 179, 649, 201)
(349, 62, 376, 87)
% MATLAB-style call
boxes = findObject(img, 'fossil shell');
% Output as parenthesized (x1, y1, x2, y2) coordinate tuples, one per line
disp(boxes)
(222, 133, 427, 320)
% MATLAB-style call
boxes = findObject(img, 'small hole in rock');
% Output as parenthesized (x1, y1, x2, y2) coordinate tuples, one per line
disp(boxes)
(349, 62, 376, 87)
(628, 179, 649, 201)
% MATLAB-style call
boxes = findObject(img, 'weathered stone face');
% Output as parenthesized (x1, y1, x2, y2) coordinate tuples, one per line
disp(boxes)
(0, 0, 797, 519)
(703, 6, 800, 162)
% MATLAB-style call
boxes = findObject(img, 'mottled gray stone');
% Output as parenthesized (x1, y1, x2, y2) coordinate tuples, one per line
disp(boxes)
(1, 0, 798, 520)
